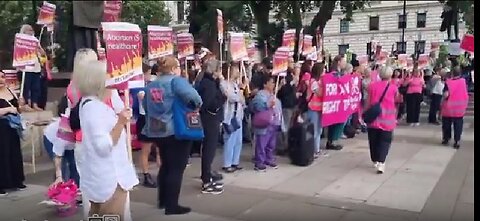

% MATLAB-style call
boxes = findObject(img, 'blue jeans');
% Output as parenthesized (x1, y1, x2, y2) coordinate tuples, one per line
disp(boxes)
(43, 136, 80, 185)
(307, 110, 322, 153)
(223, 126, 243, 167)
(23, 72, 41, 105)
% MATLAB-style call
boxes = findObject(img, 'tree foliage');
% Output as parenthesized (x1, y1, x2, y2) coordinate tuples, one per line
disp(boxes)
(0, 1, 170, 70)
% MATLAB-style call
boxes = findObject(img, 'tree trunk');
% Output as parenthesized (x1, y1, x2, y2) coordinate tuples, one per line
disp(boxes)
(291, 1, 303, 61)
(307, 1, 337, 45)
(250, 0, 271, 58)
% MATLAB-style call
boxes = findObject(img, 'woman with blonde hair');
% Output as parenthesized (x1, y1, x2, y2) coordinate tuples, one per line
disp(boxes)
(143, 55, 202, 215)
(75, 60, 138, 220)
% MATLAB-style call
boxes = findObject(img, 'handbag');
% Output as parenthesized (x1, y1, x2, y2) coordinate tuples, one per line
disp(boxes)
(223, 102, 241, 134)
(1, 97, 24, 139)
(172, 78, 204, 141)
(252, 109, 274, 129)
(362, 83, 390, 124)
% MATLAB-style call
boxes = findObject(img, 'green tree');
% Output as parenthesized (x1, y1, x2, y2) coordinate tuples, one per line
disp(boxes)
(0, 1, 35, 68)
(188, 1, 254, 58)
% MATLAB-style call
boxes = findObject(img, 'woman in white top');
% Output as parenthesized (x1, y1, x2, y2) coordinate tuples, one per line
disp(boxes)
(75, 60, 138, 220)
(428, 68, 446, 125)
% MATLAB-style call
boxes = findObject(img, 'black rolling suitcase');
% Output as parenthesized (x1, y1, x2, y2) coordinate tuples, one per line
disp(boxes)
(288, 121, 315, 166)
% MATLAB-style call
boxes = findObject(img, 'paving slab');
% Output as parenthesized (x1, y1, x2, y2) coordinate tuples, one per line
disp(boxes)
(450, 202, 474, 221)
(366, 146, 455, 212)
(339, 211, 409, 221)
(235, 198, 346, 221)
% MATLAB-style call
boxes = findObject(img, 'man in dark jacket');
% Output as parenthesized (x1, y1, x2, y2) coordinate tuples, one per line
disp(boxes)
(276, 67, 298, 155)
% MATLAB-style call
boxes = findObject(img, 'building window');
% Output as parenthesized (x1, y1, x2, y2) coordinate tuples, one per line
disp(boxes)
(398, 14, 407, 29)
(417, 12, 427, 28)
(396, 41, 407, 54)
(369, 16, 379, 31)
(414, 40, 426, 54)
(339, 44, 349, 55)
(340, 19, 349, 33)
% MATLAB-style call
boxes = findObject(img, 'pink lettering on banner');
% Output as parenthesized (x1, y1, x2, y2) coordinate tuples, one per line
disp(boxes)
(321, 73, 361, 127)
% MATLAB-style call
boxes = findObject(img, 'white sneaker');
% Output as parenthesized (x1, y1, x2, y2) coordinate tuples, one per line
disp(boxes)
(373, 162, 379, 168)
(410, 123, 415, 127)
(377, 163, 385, 174)
(415, 123, 420, 126)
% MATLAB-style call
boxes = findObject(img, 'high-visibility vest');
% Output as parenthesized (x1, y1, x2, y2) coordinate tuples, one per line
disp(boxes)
(307, 78, 323, 111)
(368, 81, 398, 131)
(441, 78, 469, 117)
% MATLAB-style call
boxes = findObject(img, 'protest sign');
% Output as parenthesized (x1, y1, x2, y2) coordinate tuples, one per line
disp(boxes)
(102, 22, 142, 89)
(37, 1, 56, 25)
(12, 34, 39, 68)
(229, 32, 248, 61)
(217, 9, 224, 43)
(103, 0, 122, 22)
(147, 26, 174, 60)
(418, 54, 429, 69)
(302, 35, 314, 56)
(282, 29, 296, 53)
(177, 33, 194, 59)
(272, 47, 290, 76)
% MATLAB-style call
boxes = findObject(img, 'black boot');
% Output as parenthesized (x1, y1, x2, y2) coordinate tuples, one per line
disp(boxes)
(143, 173, 157, 188)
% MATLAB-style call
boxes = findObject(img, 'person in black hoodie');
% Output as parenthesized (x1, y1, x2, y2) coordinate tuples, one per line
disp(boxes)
(197, 59, 227, 194)
(276, 65, 299, 155)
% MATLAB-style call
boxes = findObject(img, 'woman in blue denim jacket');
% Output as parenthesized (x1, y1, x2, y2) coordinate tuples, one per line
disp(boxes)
(142, 56, 202, 215)
(251, 75, 284, 172)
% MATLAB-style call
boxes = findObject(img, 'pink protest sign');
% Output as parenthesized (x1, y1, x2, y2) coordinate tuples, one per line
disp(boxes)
(321, 73, 360, 127)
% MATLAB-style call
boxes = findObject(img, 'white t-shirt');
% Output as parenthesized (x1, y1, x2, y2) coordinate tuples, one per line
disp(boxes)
(432, 80, 445, 95)
(44, 118, 60, 142)
(79, 96, 139, 202)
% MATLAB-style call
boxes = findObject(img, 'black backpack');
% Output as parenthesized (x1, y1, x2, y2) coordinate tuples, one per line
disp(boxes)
(69, 99, 92, 131)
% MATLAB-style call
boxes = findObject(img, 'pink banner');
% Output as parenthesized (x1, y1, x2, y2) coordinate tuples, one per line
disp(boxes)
(321, 73, 361, 127)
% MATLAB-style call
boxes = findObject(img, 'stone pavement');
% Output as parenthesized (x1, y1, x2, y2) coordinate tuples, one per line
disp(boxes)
(2, 114, 474, 221)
